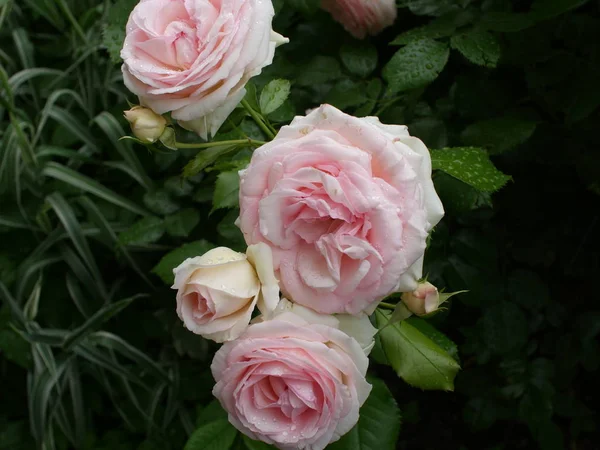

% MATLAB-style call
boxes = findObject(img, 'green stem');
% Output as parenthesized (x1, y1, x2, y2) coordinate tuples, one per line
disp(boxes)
(174, 138, 266, 149)
(378, 302, 397, 310)
(241, 99, 276, 140)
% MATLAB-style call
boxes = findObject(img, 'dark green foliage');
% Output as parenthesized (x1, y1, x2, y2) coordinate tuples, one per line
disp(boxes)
(1, 0, 599, 449)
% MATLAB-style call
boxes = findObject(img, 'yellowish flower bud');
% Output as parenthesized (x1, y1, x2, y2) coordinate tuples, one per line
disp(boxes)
(123, 106, 167, 143)
(402, 281, 440, 315)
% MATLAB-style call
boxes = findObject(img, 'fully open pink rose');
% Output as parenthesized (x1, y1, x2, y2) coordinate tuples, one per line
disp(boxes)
(321, 0, 397, 39)
(121, 0, 287, 138)
(239, 104, 444, 315)
(211, 310, 371, 450)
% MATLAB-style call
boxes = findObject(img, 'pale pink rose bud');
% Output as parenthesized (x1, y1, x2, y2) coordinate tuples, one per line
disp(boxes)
(123, 106, 167, 143)
(402, 281, 440, 315)
(172, 244, 279, 343)
(321, 0, 397, 39)
(238, 104, 444, 315)
(211, 309, 371, 450)
(121, 0, 288, 139)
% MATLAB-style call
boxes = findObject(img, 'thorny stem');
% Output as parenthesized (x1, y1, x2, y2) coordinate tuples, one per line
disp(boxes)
(241, 99, 276, 140)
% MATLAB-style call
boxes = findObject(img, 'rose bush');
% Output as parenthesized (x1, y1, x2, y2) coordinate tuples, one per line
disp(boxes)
(211, 307, 371, 450)
(238, 104, 444, 315)
(121, 0, 287, 138)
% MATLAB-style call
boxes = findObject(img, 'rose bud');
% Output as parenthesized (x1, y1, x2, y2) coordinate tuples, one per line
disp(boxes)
(401, 281, 440, 316)
(123, 106, 167, 143)
(172, 244, 279, 343)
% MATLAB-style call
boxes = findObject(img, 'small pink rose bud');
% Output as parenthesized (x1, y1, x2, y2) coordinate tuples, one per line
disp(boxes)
(402, 282, 440, 316)
(123, 106, 167, 143)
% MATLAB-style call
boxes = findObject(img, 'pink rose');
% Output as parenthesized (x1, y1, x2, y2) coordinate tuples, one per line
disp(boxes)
(321, 0, 397, 39)
(121, 0, 288, 139)
(173, 244, 279, 343)
(211, 310, 371, 450)
(238, 104, 444, 315)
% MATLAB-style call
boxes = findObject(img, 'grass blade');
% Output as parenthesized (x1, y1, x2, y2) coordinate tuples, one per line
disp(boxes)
(93, 112, 153, 190)
(46, 192, 107, 299)
(73, 343, 149, 389)
(63, 295, 141, 349)
(79, 196, 155, 287)
(42, 162, 151, 216)
(87, 331, 170, 382)
(0, 280, 26, 326)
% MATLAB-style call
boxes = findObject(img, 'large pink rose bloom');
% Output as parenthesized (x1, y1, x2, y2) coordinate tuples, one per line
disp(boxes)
(121, 0, 287, 138)
(238, 104, 444, 315)
(321, 0, 397, 39)
(211, 311, 371, 450)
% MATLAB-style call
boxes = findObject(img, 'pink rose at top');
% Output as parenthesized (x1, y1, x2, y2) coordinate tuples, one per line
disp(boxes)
(238, 104, 444, 315)
(211, 306, 371, 450)
(321, 0, 397, 39)
(121, 0, 287, 139)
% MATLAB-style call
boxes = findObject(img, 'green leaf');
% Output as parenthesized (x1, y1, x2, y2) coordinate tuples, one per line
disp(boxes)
(430, 147, 511, 192)
(325, 79, 368, 110)
(406, 317, 459, 362)
(217, 209, 246, 252)
(433, 173, 492, 214)
(102, 0, 139, 63)
(376, 309, 460, 390)
(164, 176, 194, 198)
(118, 216, 165, 246)
(461, 117, 537, 154)
(328, 376, 401, 450)
(355, 79, 382, 117)
(166, 208, 200, 237)
(383, 39, 449, 94)
(197, 399, 229, 427)
(340, 42, 378, 78)
(159, 127, 178, 150)
(297, 56, 342, 86)
(184, 419, 237, 450)
(391, 12, 465, 45)
(481, 302, 528, 354)
(212, 171, 240, 212)
(143, 190, 180, 215)
(152, 240, 214, 285)
(479, 12, 535, 32)
(450, 30, 501, 68)
(259, 79, 291, 115)
(183, 145, 240, 177)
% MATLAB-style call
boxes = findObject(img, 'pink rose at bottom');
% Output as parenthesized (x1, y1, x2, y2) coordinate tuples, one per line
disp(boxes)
(321, 0, 397, 39)
(211, 310, 371, 450)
